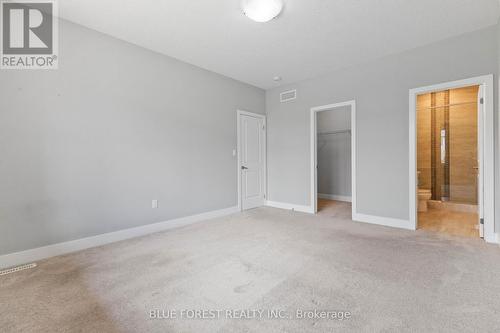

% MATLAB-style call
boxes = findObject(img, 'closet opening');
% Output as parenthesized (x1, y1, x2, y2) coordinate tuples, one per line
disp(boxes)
(310, 101, 356, 219)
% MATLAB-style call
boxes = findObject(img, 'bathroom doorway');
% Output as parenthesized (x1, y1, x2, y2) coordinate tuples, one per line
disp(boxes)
(409, 75, 494, 241)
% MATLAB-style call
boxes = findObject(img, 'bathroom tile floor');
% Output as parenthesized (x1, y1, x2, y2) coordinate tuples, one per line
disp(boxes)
(418, 208, 479, 238)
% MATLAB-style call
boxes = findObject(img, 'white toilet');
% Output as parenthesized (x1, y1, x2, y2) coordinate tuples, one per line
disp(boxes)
(418, 189, 432, 212)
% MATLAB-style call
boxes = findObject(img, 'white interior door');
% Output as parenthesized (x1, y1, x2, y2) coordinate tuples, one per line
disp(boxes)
(239, 112, 266, 210)
(477, 85, 484, 238)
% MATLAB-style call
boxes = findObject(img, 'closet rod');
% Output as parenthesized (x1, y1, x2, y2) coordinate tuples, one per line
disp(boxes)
(317, 129, 351, 135)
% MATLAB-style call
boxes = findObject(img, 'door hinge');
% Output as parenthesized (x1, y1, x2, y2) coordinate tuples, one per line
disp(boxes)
(262, 124, 266, 130)
(480, 97, 484, 105)
(479, 218, 485, 239)
(264, 194, 266, 199)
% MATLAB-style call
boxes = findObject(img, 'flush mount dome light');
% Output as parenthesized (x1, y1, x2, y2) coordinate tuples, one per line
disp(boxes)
(241, 0, 284, 23)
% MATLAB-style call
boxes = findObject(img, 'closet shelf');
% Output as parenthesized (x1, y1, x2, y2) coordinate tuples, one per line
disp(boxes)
(317, 129, 351, 135)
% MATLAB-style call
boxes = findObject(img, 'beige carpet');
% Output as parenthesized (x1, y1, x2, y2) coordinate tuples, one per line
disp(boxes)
(2, 204, 500, 332)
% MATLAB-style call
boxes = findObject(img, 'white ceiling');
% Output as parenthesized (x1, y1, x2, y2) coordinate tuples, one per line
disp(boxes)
(59, 0, 500, 89)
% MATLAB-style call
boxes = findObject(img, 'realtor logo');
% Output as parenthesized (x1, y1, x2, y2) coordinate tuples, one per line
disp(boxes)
(1, 0, 58, 69)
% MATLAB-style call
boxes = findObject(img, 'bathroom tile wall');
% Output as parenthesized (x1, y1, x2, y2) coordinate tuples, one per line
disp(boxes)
(417, 86, 479, 204)
(417, 94, 432, 190)
(449, 86, 479, 204)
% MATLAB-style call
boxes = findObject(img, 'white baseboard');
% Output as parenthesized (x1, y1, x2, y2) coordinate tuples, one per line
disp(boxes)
(353, 213, 415, 230)
(266, 201, 314, 214)
(0, 206, 239, 269)
(485, 233, 500, 244)
(318, 193, 352, 202)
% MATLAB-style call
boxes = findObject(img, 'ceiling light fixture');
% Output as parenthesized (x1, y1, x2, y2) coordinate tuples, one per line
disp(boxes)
(241, 0, 284, 23)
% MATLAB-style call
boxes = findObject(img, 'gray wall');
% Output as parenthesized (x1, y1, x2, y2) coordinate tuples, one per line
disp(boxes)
(266, 25, 498, 223)
(317, 107, 351, 197)
(0, 19, 265, 255)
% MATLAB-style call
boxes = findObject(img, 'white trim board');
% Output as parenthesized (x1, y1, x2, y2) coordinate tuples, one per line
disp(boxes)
(266, 201, 314, 214)
(0, 206, 239, 270)
(353, 213, 414, 230)
(409, 74, 495, 243)
(318, 193, 352, 202)
(310, 100, 356, 216)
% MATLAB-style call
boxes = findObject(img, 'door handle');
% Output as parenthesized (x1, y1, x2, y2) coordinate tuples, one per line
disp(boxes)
(241, 166, 248, 170)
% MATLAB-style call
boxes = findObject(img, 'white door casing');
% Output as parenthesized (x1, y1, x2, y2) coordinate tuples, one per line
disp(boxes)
(237, 110, 266, 211)
(477, 85, 484, 237)
(409, 75, 495, 242)
(310, 100, 356, 216)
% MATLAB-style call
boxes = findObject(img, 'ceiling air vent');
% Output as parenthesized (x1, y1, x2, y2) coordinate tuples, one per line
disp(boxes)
(280, 89, 297, 103)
